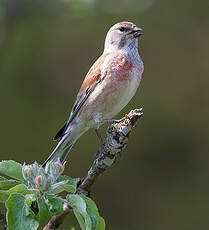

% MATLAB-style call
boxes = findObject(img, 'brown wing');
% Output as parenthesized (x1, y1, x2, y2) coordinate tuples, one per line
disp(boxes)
(77, 53, 108, 96)
(54, 53, 109, 140)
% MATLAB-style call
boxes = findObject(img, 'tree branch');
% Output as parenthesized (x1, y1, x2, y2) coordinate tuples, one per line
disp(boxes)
(77, 108, 143, 195)
(43, 108, 143, 229)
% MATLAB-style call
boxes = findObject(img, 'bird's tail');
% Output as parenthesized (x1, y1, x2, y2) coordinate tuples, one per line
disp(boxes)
(42, 124, 87, 167)
(42, 137, 73, 168)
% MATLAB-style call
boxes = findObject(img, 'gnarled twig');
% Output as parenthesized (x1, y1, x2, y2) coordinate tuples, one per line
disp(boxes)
(43, 108, 143, 229)
(77, 108, 143, 195)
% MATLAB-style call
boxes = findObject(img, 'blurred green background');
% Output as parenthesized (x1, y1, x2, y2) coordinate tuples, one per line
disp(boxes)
(0, 0, 209, 229)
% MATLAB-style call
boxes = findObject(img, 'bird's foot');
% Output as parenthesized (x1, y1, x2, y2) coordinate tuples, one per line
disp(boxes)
(99, 118, 125, 124)
(94, 129, 105, 159)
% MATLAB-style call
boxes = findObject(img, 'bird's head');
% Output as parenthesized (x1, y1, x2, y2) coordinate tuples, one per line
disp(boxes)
(104, 21, 143, 52)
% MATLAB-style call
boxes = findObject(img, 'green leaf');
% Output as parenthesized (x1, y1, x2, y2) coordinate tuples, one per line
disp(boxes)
(81, 196, 105, 230)
(0, 184, 30, 203)
(56, 176, 80, 194)
(97, 217, 105, 230)
(67, 194, 105, 230)
(0, 160, 24, 181)
(37, 198, 51, 219)
(0, 190, 9, 202)
(6, 193, 39, 230)
(37, 195, 63, 219)
(47, 196, 63, 216)
(0, 176, 21, 190)
(25, 194, 36, 206)
(8, 184, 29, 194)
(67, 194, 91, 230)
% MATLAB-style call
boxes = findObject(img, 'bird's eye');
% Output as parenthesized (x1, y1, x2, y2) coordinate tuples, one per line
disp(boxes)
(119, 27, 125, 32)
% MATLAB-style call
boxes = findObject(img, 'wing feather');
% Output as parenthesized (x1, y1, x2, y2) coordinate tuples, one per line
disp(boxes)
(54, 53, 109, 140)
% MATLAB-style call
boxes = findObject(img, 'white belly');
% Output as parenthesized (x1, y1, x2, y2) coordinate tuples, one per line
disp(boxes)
(106, 74, 141, 118)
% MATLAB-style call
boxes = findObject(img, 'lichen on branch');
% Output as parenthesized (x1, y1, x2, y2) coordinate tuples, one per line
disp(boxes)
(77, 108, 143, 195)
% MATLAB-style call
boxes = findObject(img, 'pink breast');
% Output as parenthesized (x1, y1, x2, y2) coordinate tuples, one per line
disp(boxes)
(114, 57, 133, 81)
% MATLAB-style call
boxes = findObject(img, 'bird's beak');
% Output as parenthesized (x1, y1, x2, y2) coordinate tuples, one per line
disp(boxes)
(131, 27, 143, 38)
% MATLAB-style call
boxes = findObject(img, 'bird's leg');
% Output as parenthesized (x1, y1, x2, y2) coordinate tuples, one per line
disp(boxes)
(95, 128, 104, 146)
(94, 115, 129, 158)
(94, 129, 105, 159)
(98, 117, 125, 124)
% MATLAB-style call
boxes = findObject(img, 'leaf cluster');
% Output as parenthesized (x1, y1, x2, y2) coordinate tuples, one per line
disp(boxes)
(0, 160, 105, 230)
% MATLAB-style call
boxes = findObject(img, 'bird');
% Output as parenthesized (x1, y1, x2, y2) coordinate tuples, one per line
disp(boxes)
(42, 21, 144, 167)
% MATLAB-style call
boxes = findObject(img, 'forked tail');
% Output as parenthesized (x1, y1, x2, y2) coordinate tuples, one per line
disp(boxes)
(42, 133, 76, 168)
(42, 122, 88, 168)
